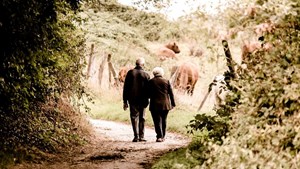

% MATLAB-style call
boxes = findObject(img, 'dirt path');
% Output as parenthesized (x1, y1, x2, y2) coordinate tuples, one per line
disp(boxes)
(13, 118, 191, 169)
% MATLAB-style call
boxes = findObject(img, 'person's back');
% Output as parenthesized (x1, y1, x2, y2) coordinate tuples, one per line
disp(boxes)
(148, 76, 174, 112)
(122, 57, 150, 142)
(123, 67, 149, 106)
(147, 67, 175, 142)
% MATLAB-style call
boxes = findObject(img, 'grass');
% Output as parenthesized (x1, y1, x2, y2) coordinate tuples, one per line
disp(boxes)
(82, 86, 215, 136)
(81, 81, 218, 169)
(78, 3, 239, 167)
(81, 39, 225, 136)
(151, 147, 200, 169)
(79, 35, 230, 169)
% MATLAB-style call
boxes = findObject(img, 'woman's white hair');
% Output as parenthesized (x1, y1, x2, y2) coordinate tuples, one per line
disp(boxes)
(152, 67, 164, 77)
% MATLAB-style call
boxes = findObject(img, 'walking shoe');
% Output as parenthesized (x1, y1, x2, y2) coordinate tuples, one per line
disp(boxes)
(132, 138, 139, 142)
(139, 138, 147, 142)
(156, 138, 163, 142)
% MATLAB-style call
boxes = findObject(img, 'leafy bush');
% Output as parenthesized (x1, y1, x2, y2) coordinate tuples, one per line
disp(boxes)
(196, 0, 300, 168)
(161, 0, 300, 168)
(188, 110, 231, 144)
(0, 0, 88, 166)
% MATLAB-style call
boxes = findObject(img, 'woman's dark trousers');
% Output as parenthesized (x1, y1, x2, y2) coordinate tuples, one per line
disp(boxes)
(150, 110, 169, 139)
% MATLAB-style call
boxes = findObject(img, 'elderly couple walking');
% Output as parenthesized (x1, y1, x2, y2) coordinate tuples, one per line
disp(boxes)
(123, 57, 176, 142)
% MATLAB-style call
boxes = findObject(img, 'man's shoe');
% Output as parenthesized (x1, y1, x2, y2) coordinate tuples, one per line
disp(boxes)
(132, 138, 139, 142)
(156, 138, 163, 142)
(139, 138, 147, 142)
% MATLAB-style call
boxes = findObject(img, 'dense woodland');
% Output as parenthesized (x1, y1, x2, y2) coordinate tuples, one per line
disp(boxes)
(0, 0, 299, 168)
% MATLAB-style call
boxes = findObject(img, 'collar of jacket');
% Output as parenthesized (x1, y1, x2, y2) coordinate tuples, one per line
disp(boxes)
(135, 65, 143, 70)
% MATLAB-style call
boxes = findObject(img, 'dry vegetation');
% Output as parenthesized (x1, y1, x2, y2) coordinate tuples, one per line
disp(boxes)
(7, 0, 297, 168)
(78, 0, 300, 168)
(79, 1, 235, 113)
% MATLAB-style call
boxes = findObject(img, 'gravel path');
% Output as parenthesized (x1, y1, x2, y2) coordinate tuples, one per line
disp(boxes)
(13, 118, 191, 169)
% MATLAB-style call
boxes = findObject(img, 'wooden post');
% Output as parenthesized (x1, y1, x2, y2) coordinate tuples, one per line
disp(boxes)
(107, 54, 118, 87)
(86, 44, 95, 78)
(108, 54, 112, 86)
(222, 40, 236, 79)
(197, 89, 211, 112)
(98, 53, 107, 87)
(198, 40, 236, 111)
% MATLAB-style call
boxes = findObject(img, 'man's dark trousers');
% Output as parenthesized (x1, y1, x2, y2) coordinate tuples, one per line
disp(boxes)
(130, 105, 145, 139)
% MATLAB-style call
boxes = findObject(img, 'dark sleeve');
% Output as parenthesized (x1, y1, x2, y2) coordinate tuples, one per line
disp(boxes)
(168, 80, 176, 107)
(142, 73, 150, 107)
(123, 71, 132, 103)
(146, 73, 150, 80)
(144, 73, 150, 98)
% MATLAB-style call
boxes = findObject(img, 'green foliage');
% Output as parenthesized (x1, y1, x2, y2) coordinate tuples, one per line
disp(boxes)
(151, 147, 201, 169)
(188, 112, 230, 144)
(85, 90, 197, 135)
(234, 1, 300, 119)
(153, 97, 234, 169)
(169, 105, 232, 168)
(196, 0, 300, 168)
(153, 0, 300, 168)
(151, 131, 217, 169)
(0, 0, 88, 166)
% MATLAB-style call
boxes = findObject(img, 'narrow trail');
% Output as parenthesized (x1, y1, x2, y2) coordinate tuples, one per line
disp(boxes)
(13, 119, 191, 169)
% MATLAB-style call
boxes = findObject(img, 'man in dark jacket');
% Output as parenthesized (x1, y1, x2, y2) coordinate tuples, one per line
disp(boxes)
(147, 67, 176, 142)
(123, 58, 150, 142)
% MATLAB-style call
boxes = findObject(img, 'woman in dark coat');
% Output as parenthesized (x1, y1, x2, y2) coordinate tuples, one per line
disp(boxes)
(147, 67, 176, 142)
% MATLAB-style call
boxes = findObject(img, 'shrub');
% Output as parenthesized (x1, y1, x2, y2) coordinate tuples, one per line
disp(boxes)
(0, 0, 88, 165)
(198, 0, 300, 168)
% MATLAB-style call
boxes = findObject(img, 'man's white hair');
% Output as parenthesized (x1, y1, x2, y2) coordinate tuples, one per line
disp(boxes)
(136, 57, 145, 66)
(152, 67, 164, 77)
